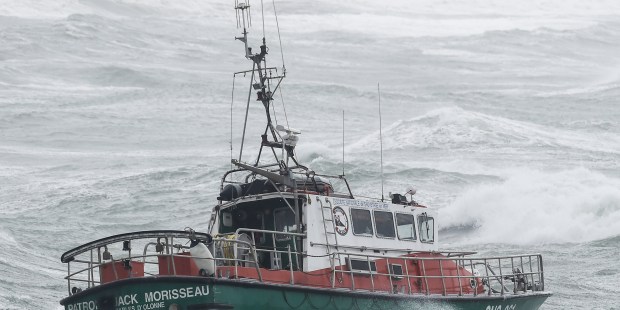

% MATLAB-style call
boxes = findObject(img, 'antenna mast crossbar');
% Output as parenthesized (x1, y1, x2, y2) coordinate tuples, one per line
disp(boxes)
(234, 67, 278, 75)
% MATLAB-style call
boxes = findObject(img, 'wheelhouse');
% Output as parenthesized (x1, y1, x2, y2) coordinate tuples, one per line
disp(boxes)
(207, 161, 440, 274)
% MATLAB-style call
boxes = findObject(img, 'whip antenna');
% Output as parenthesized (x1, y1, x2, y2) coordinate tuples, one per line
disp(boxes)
(342, 110, 345, 176)
(260, 0, 265, 38)
(230, 74, 236, 174)
(378, 83, 384, 202)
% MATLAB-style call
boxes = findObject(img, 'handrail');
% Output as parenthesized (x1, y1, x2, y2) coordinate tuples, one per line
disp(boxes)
(331, 252, 544, 296)
(63, 231, 545, 299)
(61, 230, 212, 263)
(232, 228, 304, 273)
(311, 242, 477, 257)
(65, 252, 257, 282)
(219, 168, 355, 202)
(234, 228, 306, 237)
(334, 251, 542, 261)
(65, 239, 263, 288)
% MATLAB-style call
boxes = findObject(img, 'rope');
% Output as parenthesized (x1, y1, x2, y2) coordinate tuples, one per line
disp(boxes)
(282, 290, 307, 309)
(278, 85, 290, 128)
(271, 94, 279, 126)
(307, 294, 332, 310)
(333, 295, 355, 310)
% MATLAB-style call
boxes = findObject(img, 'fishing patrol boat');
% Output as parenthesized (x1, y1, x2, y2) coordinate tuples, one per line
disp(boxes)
(59, 2, 551, 309)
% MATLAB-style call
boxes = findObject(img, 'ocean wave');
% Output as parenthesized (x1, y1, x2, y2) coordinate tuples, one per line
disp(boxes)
(56, 14, 107, 39)
(0, 0, 93, 19)
(588, 234, 620, 247)
(276, 0, 620, 40)
(72, 65, 160, 87)
(440, 167, 620, 245)
(0, 0, 225, 19)
(334, 0, 620, 17)
(1, 0, 618, 20)
(0, 228, 17, 246)
(536, 83, 620, 97)
(348, 106, 620, 155)
(1, 111, 54, 123)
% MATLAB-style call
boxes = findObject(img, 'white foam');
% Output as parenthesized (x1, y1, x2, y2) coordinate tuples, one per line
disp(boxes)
(441, 167, 620, 244)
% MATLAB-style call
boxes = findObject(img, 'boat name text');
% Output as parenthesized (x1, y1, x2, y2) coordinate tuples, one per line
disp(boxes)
(66, 285, 210, 310)
(332, 198, 389, 210)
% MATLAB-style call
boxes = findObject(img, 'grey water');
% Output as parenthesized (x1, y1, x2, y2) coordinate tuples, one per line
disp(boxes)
(1, 0, 619, 309)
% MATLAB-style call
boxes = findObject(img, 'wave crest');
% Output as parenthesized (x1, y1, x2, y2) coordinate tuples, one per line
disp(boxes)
(349, 106, 620, 154)
(441, 167, 620, 244)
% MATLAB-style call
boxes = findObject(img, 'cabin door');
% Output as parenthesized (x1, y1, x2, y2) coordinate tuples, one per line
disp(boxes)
(273, 207, 300, 270)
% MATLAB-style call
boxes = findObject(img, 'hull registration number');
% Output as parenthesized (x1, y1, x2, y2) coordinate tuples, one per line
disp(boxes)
(486, 305, 516, 310)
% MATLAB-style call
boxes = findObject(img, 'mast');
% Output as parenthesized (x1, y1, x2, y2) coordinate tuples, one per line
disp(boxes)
(234, 0, 291, 171)
(233, 1, 301, 237)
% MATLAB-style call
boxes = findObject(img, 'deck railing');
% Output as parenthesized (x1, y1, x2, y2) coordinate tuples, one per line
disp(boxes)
(331, 251, 545, 296)
(62, 230, 266, 296)
(62, 230, 545, 299)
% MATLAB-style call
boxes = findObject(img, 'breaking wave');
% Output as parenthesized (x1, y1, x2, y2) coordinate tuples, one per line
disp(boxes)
(440, 167, 620, 245)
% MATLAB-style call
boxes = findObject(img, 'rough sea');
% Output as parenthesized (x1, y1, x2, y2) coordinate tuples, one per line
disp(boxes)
(1, 0, 619, 309)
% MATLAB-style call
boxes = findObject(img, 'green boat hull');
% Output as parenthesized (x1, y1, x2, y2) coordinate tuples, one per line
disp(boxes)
(61, 277, 550, 310)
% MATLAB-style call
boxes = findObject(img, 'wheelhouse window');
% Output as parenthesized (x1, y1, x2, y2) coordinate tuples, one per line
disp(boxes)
(351, 208, 373, 236)
(274, 208, 296, 240)
(396, 213, 416, 241)
(418, 214, 435, 243)
(373, 210, 395, 238)
(346, 258, 377, 274)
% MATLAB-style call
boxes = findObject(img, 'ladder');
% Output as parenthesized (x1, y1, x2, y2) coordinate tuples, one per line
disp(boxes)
(318, 197, 342, 287)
